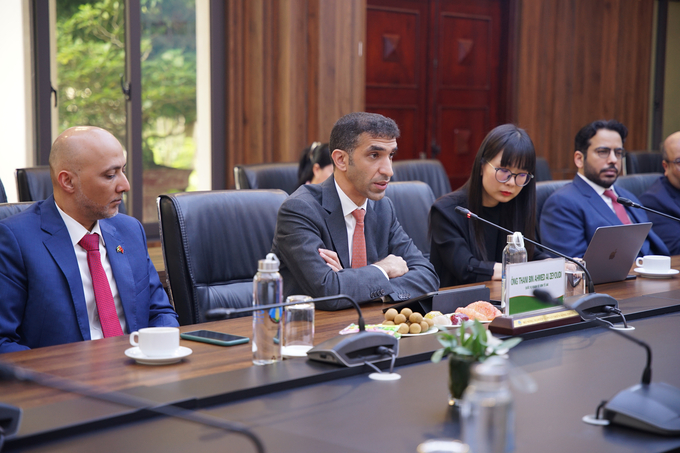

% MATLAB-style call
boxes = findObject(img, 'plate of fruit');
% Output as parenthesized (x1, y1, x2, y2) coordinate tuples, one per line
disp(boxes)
(426, 301, 503, 329)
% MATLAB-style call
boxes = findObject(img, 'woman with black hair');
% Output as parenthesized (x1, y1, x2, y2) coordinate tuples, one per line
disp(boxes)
(429, 124, 548, 287)
(297, 142, 333, 187)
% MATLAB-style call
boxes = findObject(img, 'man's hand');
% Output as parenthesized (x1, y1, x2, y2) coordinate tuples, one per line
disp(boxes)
(374, 254, 408, 279)
(319, 248, 343, 272)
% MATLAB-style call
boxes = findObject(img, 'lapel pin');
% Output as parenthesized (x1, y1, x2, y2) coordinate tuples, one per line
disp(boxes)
(116, 245, 124, 254)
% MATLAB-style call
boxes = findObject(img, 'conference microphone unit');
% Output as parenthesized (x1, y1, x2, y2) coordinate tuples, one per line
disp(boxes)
(0, 362, 265, 453)
(454, 206, 596, 293)
(533, 289, 680, 436)
(616, 196, 680, 223)
(206, 294, 399, 368)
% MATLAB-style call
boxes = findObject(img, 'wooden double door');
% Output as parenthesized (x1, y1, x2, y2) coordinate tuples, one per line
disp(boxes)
(365, 0, 509, 190)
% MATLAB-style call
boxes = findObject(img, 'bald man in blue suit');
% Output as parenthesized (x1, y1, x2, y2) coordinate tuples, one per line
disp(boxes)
(0, 127, 178, 354)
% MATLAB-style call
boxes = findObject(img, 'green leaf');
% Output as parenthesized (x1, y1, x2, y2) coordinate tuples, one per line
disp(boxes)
(431, 349, 445, 363)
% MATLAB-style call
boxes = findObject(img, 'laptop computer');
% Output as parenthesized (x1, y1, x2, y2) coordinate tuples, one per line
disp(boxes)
(582, 222, 652, 284)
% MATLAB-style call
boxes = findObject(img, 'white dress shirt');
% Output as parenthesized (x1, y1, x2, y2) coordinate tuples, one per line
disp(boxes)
(334, 180, 389, 279)
(55, 201, 127, 339)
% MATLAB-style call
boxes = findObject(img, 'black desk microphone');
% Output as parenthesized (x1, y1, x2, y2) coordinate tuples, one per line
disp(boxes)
(616, 196, 680, 223)
(454, 206, 596, 293)
(533, 289, 680, 436)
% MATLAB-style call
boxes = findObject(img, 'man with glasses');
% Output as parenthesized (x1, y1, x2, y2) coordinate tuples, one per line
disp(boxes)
(639, 132, 680, 255)
(540, 120, 668, 258)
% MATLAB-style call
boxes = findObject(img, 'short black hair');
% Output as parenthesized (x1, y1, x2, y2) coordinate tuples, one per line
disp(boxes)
(574, 120, 628, 155)
(329, 112, 400, 154)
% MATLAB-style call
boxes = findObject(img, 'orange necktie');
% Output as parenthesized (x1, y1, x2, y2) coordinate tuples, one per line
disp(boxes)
(79, 233, 124, 337)
(351, 209, 367, 268)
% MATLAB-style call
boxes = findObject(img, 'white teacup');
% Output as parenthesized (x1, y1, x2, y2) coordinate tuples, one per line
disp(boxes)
(129, 327, 180, 357)
(636, 255, 671, 273)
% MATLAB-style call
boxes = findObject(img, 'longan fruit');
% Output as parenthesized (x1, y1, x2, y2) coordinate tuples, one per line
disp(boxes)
(384, 308, 398, 321)
(425, 317, 435, 327)
(420, 320, 429, 332)
(394, 313, 407, 324)
(409, 312, 423, 324)
(409, 323, 422, 334)
(383, 320, 395, 325)
(397, 323, 410, 334)
(400, 308, 413, 319)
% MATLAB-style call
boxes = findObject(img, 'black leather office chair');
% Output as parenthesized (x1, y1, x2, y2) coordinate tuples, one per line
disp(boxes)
(0, 202, 34, 221)
(15, 166, 52, 202)
(0, 177, 7, 203)
(615, 173, 663, 199)
(15, 166, 127, 214)
(385, 181, 435, 259)
(536, 180, 571, 239)
(535, 157, 553, 182)
(626, 151, 664, 174)
(391, 159, 452, 199)
(158, 189, 288, 325)
(233, 163, 299, 194)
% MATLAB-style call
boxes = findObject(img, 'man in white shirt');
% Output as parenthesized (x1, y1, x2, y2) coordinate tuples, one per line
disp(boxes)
(271, 112, 439, 310)
(539, 119, 668, 258)
(0, 126, 178, 353)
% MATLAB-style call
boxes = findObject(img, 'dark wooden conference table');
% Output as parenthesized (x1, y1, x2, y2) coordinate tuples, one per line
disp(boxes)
(2, 257, 680, 452)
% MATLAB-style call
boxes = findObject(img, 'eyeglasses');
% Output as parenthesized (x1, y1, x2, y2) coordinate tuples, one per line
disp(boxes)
(666, 158, 680, 170)
(592, 147, 626, 159)
(484, 161, 533, 187)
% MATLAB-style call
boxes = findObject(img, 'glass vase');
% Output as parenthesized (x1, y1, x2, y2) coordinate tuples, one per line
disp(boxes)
(448, 354, 475, 406)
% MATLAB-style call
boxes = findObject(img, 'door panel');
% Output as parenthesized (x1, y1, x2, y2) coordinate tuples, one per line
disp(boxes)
(366, 0, 506, 189)
(365, 0, 429, 160)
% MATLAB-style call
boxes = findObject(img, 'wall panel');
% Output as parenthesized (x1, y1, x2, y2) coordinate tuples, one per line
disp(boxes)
(516, 0, 654, 180)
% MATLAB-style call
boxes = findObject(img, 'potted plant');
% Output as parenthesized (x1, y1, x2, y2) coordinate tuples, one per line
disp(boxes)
(431, 320, 522, 406)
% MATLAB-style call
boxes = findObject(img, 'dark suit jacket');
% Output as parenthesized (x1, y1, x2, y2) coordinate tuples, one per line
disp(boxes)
(0, 196, 178, 353)
(539, 175, 669, 258)
(639, 176, 680, 255)
(271, 176, 439, 310)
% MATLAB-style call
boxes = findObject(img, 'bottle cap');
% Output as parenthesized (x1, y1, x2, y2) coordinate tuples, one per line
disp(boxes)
(471, 356, 508, 383)
(258, 253, 280, 272)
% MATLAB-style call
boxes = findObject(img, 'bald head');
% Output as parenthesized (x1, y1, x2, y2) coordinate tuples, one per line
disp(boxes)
(662, 131, 680, 190)
(50, 126, 130, 230)
(49, 126, 121, 183)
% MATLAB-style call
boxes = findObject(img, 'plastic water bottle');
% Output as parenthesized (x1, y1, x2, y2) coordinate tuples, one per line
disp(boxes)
(461, 357, 515, 453)
(252, 253, 283, 365)
(501, 232, 527, 313)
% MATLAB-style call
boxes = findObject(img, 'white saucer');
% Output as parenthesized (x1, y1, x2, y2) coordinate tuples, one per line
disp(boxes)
(125, 346, 192, 365)
(282, 345, 312, 358)
(634, 268, 679, 279)
(400, 327, 439, 337)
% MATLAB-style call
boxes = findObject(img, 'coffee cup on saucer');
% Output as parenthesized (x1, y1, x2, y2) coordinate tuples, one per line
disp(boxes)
(129, 327, 180, 357)
(635, 255, 671, 274)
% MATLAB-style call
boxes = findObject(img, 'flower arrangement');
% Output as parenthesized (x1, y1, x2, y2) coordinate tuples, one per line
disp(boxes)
(431, 320, 522, 404)
(431, 320, 522, 363)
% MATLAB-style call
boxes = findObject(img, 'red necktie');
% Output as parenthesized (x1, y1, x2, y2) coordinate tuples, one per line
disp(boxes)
(79, 233, 124, 337)
(351, 209, 367, 268)
(603, 189, 632, 225)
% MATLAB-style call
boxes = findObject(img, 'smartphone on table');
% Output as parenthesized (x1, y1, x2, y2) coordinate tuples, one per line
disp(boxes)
(180, 330, 250, 346)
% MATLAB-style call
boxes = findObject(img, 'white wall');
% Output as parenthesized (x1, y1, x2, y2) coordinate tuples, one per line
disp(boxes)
(0, 1, 33, 203)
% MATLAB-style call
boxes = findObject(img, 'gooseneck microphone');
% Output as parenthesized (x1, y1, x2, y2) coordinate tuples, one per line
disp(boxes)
(532, 289, 680, 435)
(454, 206, 595, 293)
(616, 196, 680, 223)
(0, 362, 265, 453)
(207, 294, 399, 368)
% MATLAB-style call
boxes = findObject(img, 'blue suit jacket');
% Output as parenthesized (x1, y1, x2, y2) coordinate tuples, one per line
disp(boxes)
(639, 176, 680, 255)
(271, 176, 439, 310)
(539, 176, 669, 258)
(0, 196, 178, 353)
